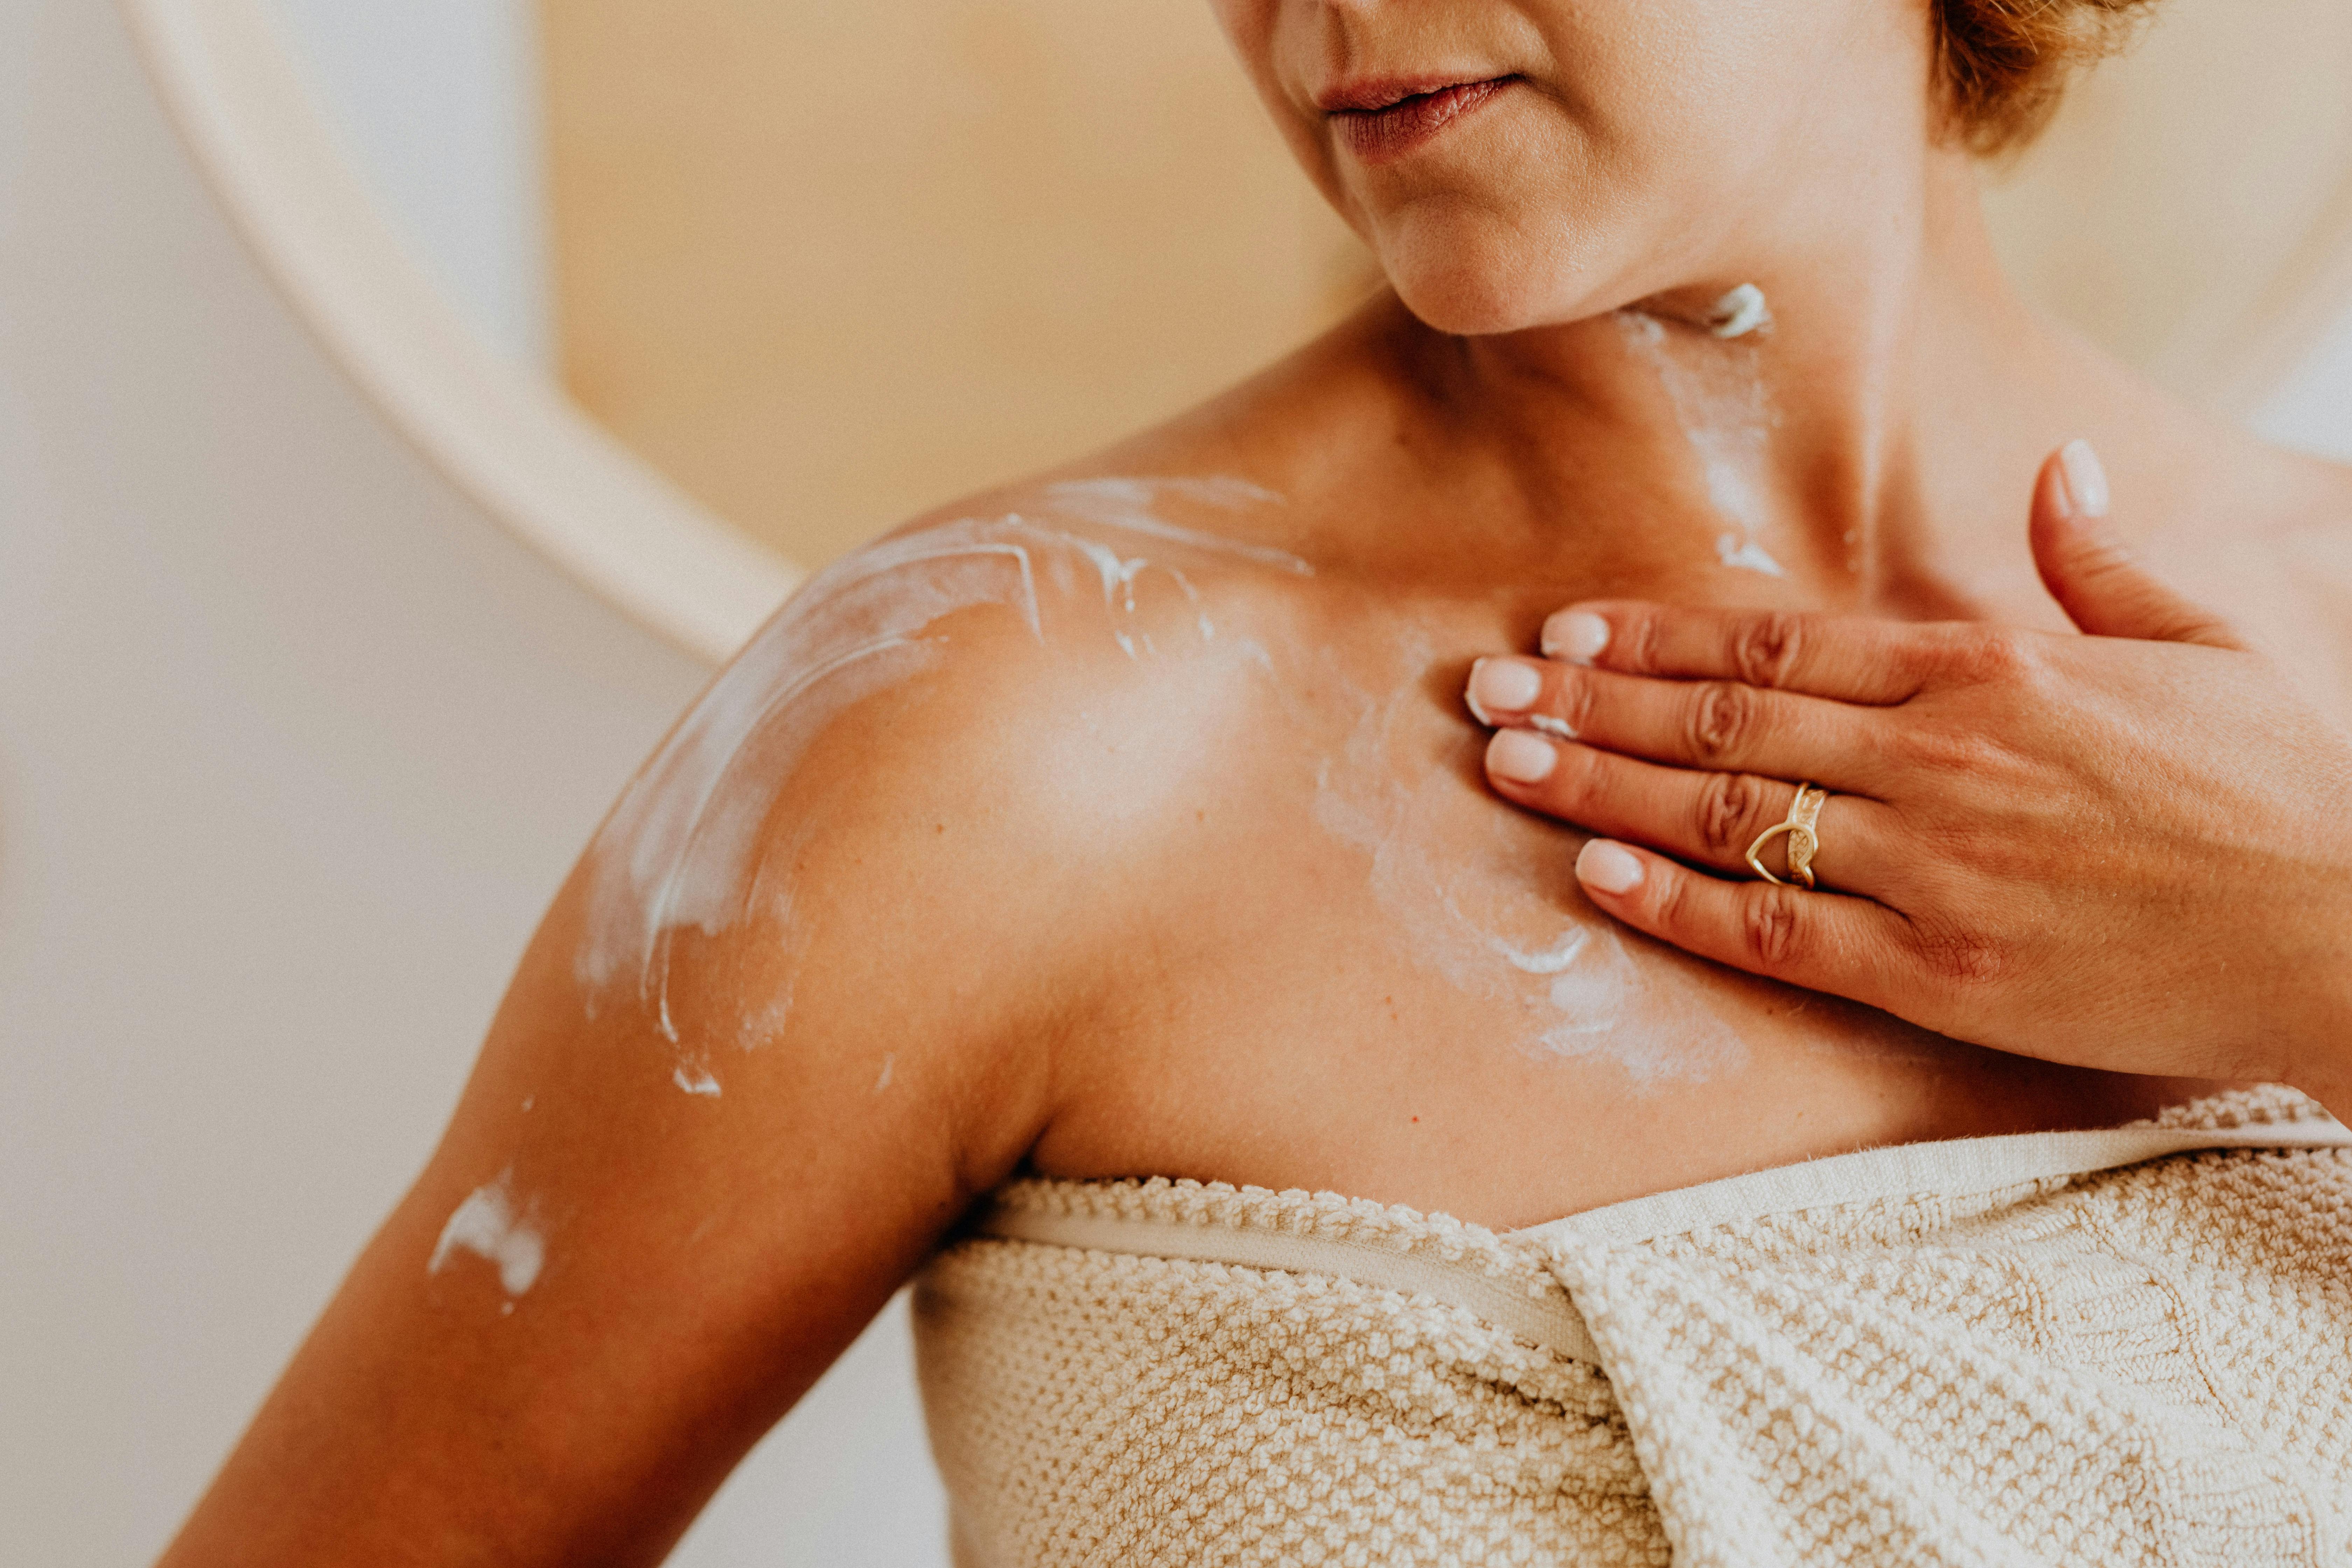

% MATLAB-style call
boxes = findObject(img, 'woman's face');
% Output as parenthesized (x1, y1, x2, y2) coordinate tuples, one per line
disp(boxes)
(1209, 0, 1936, 335)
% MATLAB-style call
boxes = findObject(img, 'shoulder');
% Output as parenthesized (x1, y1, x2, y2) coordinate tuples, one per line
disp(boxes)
(584, 472, 1324, 1062)
(210, 477, 1349, 1560)
(2225, 445, 2352, 585)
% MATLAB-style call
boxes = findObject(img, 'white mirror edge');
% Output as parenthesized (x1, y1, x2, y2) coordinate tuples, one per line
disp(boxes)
(117, 0, 802, 667)
(2193, 182, 2352, 416)
(118, 0, 2352, 670)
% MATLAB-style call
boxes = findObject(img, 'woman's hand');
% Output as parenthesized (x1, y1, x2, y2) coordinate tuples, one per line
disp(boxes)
(1466, 441, 2352, 1112)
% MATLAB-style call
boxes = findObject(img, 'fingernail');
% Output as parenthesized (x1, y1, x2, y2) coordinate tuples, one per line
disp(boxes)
(2057, 438, 2110, 521)
(1541, 611, 1611, 665)
(1487, 728, 1558, 784)
(1467, 658, 1544, 722)
(1576, 839, 1645, 896)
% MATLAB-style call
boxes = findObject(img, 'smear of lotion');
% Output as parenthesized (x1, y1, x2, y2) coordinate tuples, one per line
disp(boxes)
(1310, 625, 1749, 1085)
(1620, 310, 1784, 578)
(575, 479, 1308, 1086)
(429, 1172, 545, 1297)
(1496, 928, 1590, 974)
(1042, 478, 1308, 575)
(1716, 535, 1787, 578)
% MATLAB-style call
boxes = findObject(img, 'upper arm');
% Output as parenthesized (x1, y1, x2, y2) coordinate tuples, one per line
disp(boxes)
(159, 589, 1107, 1566)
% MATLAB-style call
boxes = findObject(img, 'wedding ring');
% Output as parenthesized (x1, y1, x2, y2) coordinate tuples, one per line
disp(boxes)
(1746, 783, 1829, 890)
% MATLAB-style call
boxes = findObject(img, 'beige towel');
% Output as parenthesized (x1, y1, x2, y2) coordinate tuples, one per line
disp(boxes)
(915, 1088, 2352, 1566)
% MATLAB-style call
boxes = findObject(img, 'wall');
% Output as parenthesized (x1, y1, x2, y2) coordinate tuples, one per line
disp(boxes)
(0, 1, 943, 1563)
(260, 0, 552, 366)
(540, 0, 1372, 568)
(2256, 303, 2352, 461)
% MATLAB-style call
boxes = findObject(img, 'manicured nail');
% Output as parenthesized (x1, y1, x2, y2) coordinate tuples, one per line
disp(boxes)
(2057, 438, 2110, 521)
(1576, 839, 1645, 895)
(1467, 658, 1544, 722)
(1541, 610, 1611, 665)
(1487, 728, 1558, 784)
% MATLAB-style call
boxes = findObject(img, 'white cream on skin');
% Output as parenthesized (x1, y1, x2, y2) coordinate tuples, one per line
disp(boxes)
(1620, 303, 1788, 579)
(1313, 633, 1743, 1084)
(574, 478, 1308, 1091)
(575, 470, 1741, 1096)
(1707, 284, 1773, 340)
(429, 1172, 546, 1297)
(1716, 536, 1788, 576)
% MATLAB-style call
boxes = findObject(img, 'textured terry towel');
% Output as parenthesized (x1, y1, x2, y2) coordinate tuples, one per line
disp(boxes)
(917, 1088, 2352, 1567)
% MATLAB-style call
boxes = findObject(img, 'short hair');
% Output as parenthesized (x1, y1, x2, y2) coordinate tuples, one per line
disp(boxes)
(1939, 0, 2162, 154)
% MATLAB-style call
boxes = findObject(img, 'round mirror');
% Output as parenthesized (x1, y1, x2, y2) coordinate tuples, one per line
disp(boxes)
(123, 0, 2352, 662)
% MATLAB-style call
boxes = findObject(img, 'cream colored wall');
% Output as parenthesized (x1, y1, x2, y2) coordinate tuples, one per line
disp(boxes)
(1982, 0, 2352, 406)
(543, 0, 1374, 567)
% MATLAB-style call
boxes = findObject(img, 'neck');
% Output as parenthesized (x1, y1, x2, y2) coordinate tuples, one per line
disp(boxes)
(1391, 148, 2064, 616)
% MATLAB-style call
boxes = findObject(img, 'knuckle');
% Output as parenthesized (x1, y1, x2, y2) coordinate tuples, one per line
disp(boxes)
(1686, 681, 1760, 763)
(1695, 772, 1771, 858)
(1622, 609, 1666, 675)
(1893, 722, 2004, 779)
(1907, 919, 2004, 988)
(1731, 612, 1808, 689)
(1938, 628, 2034, 688)
(1742, 887, 1809, 970)
(1555, 671, 1600, 739)
(1549, 742, 1606, 813)
(1648, 860, 1694, 932)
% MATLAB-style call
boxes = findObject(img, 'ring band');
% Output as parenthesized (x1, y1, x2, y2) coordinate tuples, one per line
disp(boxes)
(1746, 783, 1829, 890)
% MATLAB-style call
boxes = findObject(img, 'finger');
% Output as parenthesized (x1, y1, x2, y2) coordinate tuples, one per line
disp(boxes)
(2030, 440, 2249, 650)
(1466, 655, 1892, 791)
(1571, 838, 1914, 1006)
(1539, 601, 1935, 704)
(1482, 730, 1902, 897)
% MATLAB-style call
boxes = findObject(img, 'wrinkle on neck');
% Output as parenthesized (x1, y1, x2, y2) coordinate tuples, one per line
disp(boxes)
(1386, 148, 2044, 606)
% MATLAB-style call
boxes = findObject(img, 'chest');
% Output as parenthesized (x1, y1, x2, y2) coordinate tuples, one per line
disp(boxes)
(1029, 597, 2196, 1226)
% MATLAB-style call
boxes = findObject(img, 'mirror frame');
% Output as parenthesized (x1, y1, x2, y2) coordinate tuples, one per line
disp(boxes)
(119, 0, 2352, 666)
(119, 0, 800, 665)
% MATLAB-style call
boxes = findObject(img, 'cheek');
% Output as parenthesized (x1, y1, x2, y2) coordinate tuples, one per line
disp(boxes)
(1201, 0, 1268, 54)
(1209, 1, 1352, 218)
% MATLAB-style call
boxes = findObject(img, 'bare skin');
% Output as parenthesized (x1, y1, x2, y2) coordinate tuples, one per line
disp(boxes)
(1481, 448, 2352, 1112)
(159, 0, 2352, 1562)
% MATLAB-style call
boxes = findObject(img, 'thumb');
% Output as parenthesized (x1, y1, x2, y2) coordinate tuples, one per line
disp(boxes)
(2030, 438, 2247, 649)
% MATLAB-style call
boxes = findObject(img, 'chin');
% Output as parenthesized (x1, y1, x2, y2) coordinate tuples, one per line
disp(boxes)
(1373, 213, 1607, 337)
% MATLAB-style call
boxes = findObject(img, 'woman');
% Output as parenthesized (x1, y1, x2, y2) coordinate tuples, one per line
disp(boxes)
(162, 0, 2352, 1562)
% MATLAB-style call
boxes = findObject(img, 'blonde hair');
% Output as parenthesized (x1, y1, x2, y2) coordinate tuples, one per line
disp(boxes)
(1939, 0, 2162, 153)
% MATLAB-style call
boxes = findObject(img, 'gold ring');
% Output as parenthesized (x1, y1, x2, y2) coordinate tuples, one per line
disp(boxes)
(1746, 783, 1829, 890)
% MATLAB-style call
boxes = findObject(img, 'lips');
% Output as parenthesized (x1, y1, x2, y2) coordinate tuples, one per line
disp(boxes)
(1324, 77, 1512, 164)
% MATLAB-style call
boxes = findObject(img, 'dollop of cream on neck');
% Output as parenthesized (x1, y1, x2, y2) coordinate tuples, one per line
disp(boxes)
(1706, 284, 1773, 340)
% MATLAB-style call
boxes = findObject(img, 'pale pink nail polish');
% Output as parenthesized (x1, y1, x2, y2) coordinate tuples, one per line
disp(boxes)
(1487, 728, 1558, 784)
(1541, 610, 1611, 665)
(1468, 658, 1543, 720)
(2058, 438, 2110, 521)
(1576, 840, 1644, 895)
